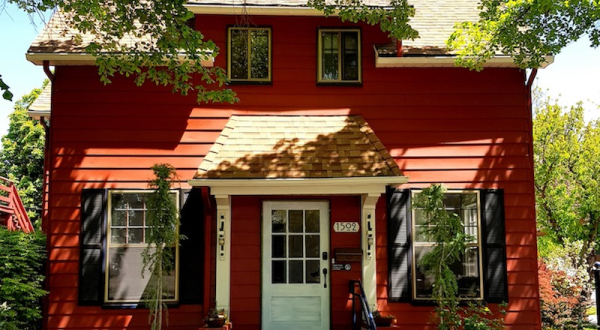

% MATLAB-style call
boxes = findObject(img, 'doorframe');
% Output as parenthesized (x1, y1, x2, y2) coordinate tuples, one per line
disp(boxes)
(189, 176, 408, 315)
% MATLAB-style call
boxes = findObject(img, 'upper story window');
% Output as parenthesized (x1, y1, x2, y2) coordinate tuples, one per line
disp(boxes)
(317, 28, 362, 84)
(105, 190, 179, 304)
(227, 27, 272, 83)
(411, 190, 483, 300)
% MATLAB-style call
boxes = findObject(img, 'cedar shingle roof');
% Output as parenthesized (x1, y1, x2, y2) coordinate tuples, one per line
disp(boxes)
(27, 0, 480, 58)
(195, 115, 402, 179)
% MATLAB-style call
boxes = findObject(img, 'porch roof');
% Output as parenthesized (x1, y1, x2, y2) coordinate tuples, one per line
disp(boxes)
(193, 115, 403, 180)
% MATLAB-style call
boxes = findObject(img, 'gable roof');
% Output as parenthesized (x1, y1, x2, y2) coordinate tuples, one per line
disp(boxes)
(27, 0, 479, 64)
(195, 115, 402, 179)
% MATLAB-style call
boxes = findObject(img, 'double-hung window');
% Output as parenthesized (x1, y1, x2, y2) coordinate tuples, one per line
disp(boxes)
(318, 29, 361, 84)
(105, 191, 179, 304)
(227, 27, 272, 83)
(387, 189, 508, 304)
(412, 190, 483, 300)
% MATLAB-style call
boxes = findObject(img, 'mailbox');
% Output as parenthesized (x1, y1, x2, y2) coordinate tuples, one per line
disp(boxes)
(334, 248, 363, 262)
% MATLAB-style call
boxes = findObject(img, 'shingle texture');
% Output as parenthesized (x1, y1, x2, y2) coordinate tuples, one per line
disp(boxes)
(28, 0, 480, 55)
(195, 115, 403, 179)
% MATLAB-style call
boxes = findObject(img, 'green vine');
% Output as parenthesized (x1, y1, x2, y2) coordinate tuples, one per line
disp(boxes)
(142, 164, 180, 330)
(413, 184, 505, 330)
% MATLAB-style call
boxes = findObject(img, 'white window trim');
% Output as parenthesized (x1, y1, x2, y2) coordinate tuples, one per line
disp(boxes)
(104, 189, 181, 304)
(410, 189, 484, 301)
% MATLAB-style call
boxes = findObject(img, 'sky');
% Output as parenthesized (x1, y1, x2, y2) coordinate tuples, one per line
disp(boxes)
(1, 3, 599, 136)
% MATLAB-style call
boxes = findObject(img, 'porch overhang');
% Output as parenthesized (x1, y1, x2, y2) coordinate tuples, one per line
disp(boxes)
(188, 176, 408, 196)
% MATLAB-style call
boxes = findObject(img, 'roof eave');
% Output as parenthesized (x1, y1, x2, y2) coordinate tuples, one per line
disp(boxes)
(26, 52, 215, 67)
(375, 52, 555, 68)
(185, 3, 357, 16)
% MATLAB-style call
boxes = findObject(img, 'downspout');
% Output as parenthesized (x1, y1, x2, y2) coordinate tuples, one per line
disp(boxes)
(41, 60, 54, 330)
(525, 68, 542, 330)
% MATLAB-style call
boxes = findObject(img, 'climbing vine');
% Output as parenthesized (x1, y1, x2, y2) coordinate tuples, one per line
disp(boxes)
(142, 164, 180, 330)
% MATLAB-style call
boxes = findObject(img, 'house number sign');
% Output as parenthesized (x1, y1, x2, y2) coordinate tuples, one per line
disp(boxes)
(333, 222, 359, 232)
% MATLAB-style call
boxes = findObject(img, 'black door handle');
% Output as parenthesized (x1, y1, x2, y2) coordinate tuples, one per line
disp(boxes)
(323, 268, 328, 288)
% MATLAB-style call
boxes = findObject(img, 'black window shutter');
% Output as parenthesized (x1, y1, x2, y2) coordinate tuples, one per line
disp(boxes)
(481, 189, 509, 303)
(79, 189, 107, 305)
(387, 188, 412, 302)
(178, 188, 204, 304)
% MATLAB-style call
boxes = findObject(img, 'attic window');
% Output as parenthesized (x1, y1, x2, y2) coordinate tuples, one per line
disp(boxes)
(317, 28, 362, 84)
(227, 27, 272, 83)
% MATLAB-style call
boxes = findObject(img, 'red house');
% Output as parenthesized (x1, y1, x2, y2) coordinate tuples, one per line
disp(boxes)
(27, 0, 551, 329)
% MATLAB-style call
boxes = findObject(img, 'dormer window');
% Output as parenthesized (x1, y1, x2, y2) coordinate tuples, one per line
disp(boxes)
(317, 29, 362, 84)
(227, 27, 272, 83)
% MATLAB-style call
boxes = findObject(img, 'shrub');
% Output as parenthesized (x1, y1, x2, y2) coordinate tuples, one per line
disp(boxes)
(0, 227, 47, 330)
(539, 256, 590, 329)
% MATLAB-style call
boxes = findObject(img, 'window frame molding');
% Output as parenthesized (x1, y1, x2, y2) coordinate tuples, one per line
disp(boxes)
(410, 189, 485, 301)
(227, 26, 273, 84)
(104, 189, 181, 305)
(317, 27, 362, 85)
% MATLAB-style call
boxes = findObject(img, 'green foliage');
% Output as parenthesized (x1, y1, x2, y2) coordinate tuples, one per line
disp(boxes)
(7, 0, 237, 104)
(533, 90, 600, 288)
(448, 0, 600, 70)
(308, 0, 418, 41)
(413, 184, 505, 330)
(0, 227, 47, 330)
(142, 164, 180, 330)
(0, 75, 13, 101)
(0, 82, 46, 223)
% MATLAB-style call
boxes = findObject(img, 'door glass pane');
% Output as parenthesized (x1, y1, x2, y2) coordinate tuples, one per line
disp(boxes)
(272, 260, 286, 284)
(289, 235, 303, 258)
(289, 260, 304, 283)
(305, 210, 320, 233)
(305, 235, 320, 258)
(272, 210, 287, 233)
(272, 236, 286, 258)
(289, 210, 303, 233)
(306, 260, 320, 283)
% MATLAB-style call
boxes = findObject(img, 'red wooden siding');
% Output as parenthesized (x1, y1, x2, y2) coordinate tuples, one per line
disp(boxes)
(44, 13, 539, 330)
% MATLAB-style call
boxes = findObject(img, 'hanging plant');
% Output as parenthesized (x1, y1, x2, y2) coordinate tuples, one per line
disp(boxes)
(142, 163, 180, 330)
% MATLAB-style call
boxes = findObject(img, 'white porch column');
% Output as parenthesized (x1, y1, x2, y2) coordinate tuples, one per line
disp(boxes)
(214, 195, 231, 314)
(362, 193, 381, 308)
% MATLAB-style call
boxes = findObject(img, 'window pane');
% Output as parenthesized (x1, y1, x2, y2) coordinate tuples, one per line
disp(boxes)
(305, 235, 320, 258)
(414, 246, 434, 298)
(123, 194, 145, 209)
(289, 235, 303, 258)
(272, 210, 287, 233)
(129, 228, 144, 243)
(289, 210, 303, 233)
(272, 235, 286, 258)
(322, 32, 339, 80)
(111, 228, 127, 244)
(230, 29, 248, 79)
(306, 260, 320, 283)
(129, 210, 145, 227)
(250, 29, 269, 79)
(342, 32, 359, 81)
(107, 246, 175, 301)
(272, 260, 286, 284)
(112, 210, 127, 226)
(305, 210, 320, 233)
(289, 260, 304, 283)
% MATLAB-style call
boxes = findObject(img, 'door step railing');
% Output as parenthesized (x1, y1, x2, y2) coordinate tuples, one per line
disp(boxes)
(349, 280, 376, 330)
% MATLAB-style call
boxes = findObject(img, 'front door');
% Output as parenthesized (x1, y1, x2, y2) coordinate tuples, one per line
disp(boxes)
(262, 201, 330, 330)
